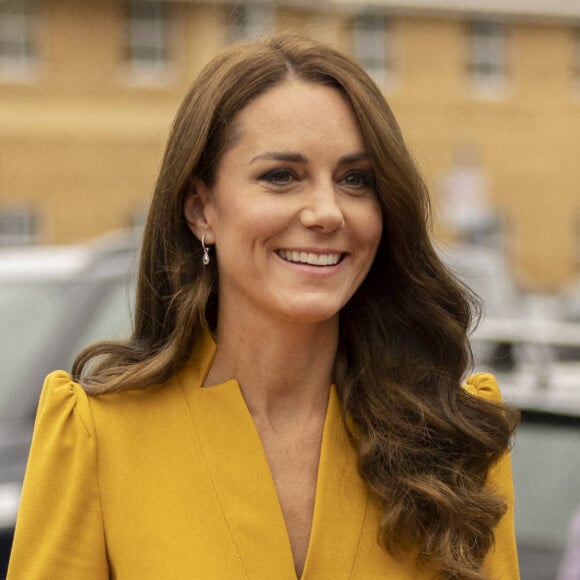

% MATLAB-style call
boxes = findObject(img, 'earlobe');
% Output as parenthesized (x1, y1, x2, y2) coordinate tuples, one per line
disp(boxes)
(183, 179, 215, 243)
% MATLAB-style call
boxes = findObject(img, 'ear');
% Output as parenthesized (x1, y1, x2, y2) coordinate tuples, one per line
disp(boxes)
(183, 178, 215, 244)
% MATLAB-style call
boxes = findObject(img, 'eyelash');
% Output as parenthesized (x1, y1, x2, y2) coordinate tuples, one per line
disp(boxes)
(260, 168, 297, 186)
(259, 168, 375, 191)
(339, 170, 375, 190)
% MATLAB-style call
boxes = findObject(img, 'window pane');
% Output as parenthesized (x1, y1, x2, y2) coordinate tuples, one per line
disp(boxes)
(229, 4, 273, 43)
(468, 21, 506, 82)
(125, 0, 169, 70)
(575, 28, 580, 79)
(0, 209, 37, 245)
(0, 0, 36, 67)
(353, 14, 392, 84)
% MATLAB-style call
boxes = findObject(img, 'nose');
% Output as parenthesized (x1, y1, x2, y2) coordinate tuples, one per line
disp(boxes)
(299, 183, 345, 233)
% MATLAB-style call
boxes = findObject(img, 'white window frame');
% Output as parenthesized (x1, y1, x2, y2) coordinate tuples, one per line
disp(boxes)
(467, 20, 507, 93)
(0, 0, 38, 79)
(352, 14, 393, 88)
(125, 0, 170, 81)
(228, 4, 273, 43)
(0, 208, 38, 245)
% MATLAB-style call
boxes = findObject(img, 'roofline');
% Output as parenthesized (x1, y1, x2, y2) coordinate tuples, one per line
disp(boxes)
(178, 0, 580, 22)
(331, 0, 580, 20)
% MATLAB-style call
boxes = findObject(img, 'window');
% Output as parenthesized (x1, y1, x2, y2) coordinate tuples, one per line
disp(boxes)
(467, 21, 507, 87)
(0, 208, 38, 245)
(228, 4, 273, 43)
(574, 28, 580, 83)
(125, 0, 170, 77)
(352, 14, 393, 86)
(0, 0, 37, 77)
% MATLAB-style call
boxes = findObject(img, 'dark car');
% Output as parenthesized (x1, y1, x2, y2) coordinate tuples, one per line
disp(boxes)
(473, 326, 580, 580)
(0, 230, 139, 575)
(512, 407, 580, 580)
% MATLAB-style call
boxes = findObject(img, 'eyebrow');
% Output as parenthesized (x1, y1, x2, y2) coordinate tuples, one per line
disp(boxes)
(249, 151, 370, 165)
(250, 152, 307, 164)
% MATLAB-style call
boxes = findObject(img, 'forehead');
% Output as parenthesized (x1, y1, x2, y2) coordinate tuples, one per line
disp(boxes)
(227, 80, 366, 153)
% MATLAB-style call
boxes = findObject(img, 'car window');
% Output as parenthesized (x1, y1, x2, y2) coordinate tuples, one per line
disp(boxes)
(0, 283, 72, 417)
(65, 277, 134, 370)
(554, 344, 580, 363)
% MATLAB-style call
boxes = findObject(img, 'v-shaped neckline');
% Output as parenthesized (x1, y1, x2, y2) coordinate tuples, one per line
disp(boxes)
(179, 330, 370, 579)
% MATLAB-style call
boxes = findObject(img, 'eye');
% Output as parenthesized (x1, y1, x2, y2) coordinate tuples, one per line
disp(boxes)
(260, 168, 297, 187)
(339, 170, 375, 190)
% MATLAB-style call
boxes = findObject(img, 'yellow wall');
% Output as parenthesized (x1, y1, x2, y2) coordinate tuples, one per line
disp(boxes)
(1, 1, 579, 289)
(382, 16, 580, 289)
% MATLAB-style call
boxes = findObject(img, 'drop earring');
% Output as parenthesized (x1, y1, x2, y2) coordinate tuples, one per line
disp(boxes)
(201, 234, 210, 266)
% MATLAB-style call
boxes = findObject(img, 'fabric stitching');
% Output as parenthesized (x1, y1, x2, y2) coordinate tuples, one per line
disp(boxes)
(347, 492, 371, 579)
(179, 381, 251, 580)
(73, 381, 111, 575)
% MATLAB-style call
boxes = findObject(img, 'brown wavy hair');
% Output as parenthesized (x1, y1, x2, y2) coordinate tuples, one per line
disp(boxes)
(73, 33, 519, 579)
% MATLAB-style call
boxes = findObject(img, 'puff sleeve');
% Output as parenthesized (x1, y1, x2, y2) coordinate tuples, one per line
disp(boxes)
(465, 372, 520, 580)
(7, 371, 109, 579)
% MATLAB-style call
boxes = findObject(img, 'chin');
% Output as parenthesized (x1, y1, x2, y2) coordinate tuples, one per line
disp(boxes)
(276, 301, 344, 326)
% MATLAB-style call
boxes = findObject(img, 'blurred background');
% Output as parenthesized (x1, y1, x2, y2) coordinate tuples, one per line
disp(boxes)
(1, 0, 580, 289)
(1, 0, 580, 579)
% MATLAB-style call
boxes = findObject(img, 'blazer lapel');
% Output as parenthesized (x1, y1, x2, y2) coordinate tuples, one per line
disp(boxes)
(181, 331, 370, 579)
(301, 386, 370, 579)
(182, 332, 297, 579)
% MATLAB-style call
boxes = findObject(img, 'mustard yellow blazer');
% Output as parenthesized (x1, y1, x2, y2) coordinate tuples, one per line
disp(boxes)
(8, 333, 519, 579)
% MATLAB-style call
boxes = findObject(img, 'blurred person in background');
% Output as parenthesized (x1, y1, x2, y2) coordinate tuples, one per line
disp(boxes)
(439, 144, 499, 246)
(7, 33, 519, 579)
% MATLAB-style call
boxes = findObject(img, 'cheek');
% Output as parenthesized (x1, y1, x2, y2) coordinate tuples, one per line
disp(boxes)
(209, 201, 276, 265)
(361, 203, 384, 252)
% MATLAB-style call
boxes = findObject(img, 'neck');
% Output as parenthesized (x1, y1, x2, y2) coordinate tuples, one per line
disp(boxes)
(205, 314, 338, 429)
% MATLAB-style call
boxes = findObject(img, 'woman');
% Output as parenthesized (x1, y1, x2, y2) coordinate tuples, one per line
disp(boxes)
(8, 33, 519, 579)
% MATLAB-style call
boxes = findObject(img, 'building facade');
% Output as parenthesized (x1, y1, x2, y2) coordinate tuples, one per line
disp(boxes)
(1, 0, 579, 288)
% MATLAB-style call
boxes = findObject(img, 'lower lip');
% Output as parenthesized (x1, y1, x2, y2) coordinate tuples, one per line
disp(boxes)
(274, 253, 345, 277)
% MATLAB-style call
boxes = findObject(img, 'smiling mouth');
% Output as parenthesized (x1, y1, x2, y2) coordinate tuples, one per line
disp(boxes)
(276, 249, 344, 267)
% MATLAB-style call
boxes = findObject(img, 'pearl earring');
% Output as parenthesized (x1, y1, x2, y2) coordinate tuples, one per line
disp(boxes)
(201, 234, 210, 266)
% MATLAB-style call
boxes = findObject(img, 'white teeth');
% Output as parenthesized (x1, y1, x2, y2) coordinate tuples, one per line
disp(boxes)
(277, 250, 342, 266)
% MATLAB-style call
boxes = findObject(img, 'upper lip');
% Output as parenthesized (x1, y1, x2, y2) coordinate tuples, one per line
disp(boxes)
(276, 247, 345, 255)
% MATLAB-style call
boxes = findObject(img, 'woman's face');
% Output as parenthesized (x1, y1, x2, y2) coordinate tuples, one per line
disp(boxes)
(186, 79, 383, 328)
